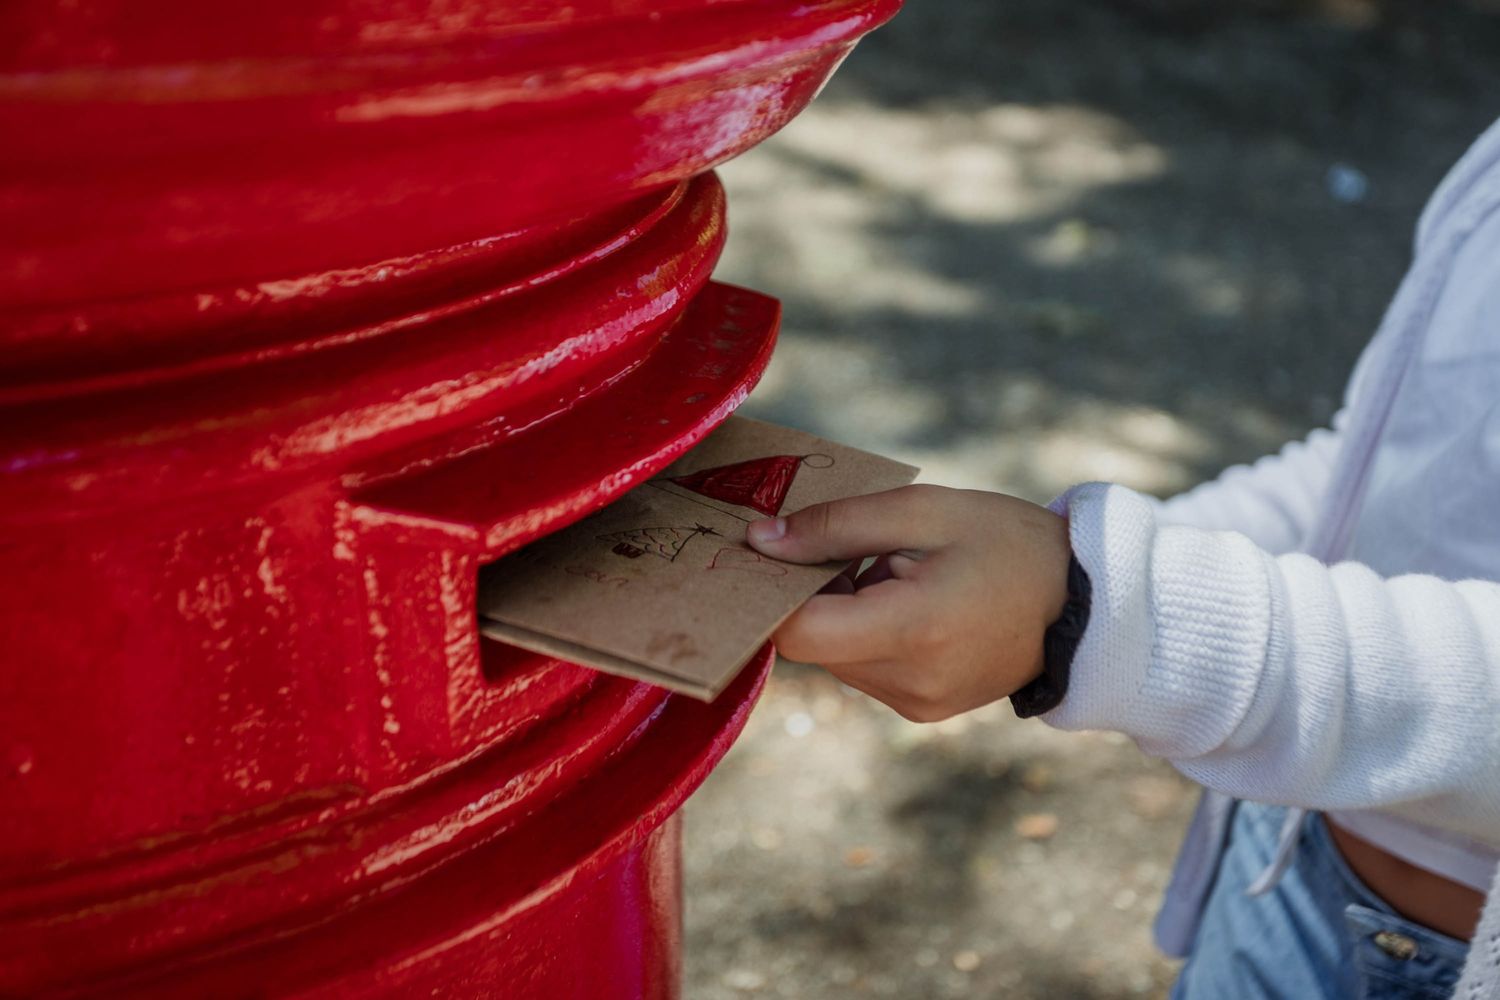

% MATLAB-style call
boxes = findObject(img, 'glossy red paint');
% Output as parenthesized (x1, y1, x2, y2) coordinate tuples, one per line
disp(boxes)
(0, 0, 899, 995)
(1, 0, 901, 310)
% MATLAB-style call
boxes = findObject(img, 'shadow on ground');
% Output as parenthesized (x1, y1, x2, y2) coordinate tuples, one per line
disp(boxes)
(685, 2, 1500, 997)
(726, 0, 1500, 498)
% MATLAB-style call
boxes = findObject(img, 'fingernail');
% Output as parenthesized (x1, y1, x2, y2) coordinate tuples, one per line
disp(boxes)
(747, 517, 787, 544)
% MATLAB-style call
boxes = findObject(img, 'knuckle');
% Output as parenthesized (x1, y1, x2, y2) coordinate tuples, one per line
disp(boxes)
(795, 502, 838, 553)
(892, 701, 930, 723)
(901, 665, 949, 707)
(772, 618, 817, 664)
(893, 694, 954, 725)
(816, 501, 844, 541)
(898, 483, 948, 509)
(926, 703, 961, 723)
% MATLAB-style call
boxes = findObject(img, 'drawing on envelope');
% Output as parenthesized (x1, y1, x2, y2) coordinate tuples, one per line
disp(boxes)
(477, 416, 918, 700)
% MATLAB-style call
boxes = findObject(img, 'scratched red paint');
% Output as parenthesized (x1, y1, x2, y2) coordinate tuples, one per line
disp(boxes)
(0, 0, 899, 995)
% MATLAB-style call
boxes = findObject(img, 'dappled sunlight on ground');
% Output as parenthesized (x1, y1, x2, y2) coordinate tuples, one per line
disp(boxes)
(686, 1, 1500, 997)
(688, 665, 1190, 998)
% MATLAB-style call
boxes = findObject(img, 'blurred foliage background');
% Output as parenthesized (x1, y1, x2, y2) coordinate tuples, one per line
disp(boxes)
(683, 1, 1500, 997)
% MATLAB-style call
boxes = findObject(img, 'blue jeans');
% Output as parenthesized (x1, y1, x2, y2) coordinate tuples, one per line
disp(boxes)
(1172, 802, 1470, 1000)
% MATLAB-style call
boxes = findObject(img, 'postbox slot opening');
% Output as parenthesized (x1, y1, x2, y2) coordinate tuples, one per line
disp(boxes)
(478, 634, 549, 686)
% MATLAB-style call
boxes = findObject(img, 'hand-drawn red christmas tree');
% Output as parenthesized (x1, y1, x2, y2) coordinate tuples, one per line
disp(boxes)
(598, 523, 719, 561)
(668, 453, 834, 517)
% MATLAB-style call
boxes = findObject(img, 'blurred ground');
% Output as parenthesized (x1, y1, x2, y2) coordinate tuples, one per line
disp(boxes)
(682, 2, 1500, 998)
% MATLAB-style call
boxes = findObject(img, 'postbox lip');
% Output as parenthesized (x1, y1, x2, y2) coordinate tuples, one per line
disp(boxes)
(349, 280, 783, 561)
(2, 0, 903, 313)
(0, 175, 729, 525)
(0, 184, 688, 404)
(2, 0, 901, 100)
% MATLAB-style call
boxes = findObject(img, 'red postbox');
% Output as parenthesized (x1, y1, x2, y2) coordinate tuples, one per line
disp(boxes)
(0, 2, 899, 995)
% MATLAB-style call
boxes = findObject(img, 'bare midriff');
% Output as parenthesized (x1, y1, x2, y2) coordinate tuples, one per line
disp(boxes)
(1327, 819, 1486, 942)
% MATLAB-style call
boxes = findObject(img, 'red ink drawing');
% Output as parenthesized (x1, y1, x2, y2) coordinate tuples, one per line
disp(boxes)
(707, 546, 789, 577)
(597, 523, 719, 562)
(668, 453, 834, 517)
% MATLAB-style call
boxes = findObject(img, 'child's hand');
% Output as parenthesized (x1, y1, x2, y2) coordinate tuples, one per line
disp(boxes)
(746, 485, 1071, 722)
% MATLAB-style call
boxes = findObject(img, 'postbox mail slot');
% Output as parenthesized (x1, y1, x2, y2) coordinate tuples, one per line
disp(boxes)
(344, 281, 779, 754)
(350, 281, 779, 560)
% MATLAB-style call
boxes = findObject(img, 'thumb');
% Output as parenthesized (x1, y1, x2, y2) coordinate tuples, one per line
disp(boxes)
(745, 485, 943, 564)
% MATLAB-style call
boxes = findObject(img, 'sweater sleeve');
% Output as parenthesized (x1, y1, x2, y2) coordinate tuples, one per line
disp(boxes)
(1153, 414, 1345, 555)
(1043, 482, 1500, 850)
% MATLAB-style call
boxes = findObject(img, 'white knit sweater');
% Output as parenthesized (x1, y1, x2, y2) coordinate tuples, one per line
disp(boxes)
(1042, 116, 1500, 997)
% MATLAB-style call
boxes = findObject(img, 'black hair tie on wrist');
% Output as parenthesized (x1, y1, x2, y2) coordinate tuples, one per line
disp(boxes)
(1011, 553, 1092, 719)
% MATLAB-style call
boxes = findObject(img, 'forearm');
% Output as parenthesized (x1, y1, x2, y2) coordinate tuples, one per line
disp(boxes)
(1155, 416, 1345, 555)
(1047, 482, 1500, 848)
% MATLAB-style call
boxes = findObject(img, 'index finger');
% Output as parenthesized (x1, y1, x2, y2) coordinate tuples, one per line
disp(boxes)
(773, 578, 925, 666)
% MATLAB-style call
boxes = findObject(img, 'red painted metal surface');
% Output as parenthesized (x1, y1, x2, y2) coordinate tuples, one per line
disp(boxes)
(0, 1, 899, 995)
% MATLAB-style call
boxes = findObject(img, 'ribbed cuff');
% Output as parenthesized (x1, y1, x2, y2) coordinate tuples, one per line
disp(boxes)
(1038, 483, 1275, 762)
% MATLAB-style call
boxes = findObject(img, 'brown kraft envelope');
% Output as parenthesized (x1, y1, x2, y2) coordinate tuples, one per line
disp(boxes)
(477, 416, 920, 700)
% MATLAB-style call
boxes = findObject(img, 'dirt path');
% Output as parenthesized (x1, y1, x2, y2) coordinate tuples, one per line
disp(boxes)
(685, 2, 1500, 997)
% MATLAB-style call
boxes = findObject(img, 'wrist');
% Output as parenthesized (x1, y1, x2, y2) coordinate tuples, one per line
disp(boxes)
(1011, 552, 1092, 718)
